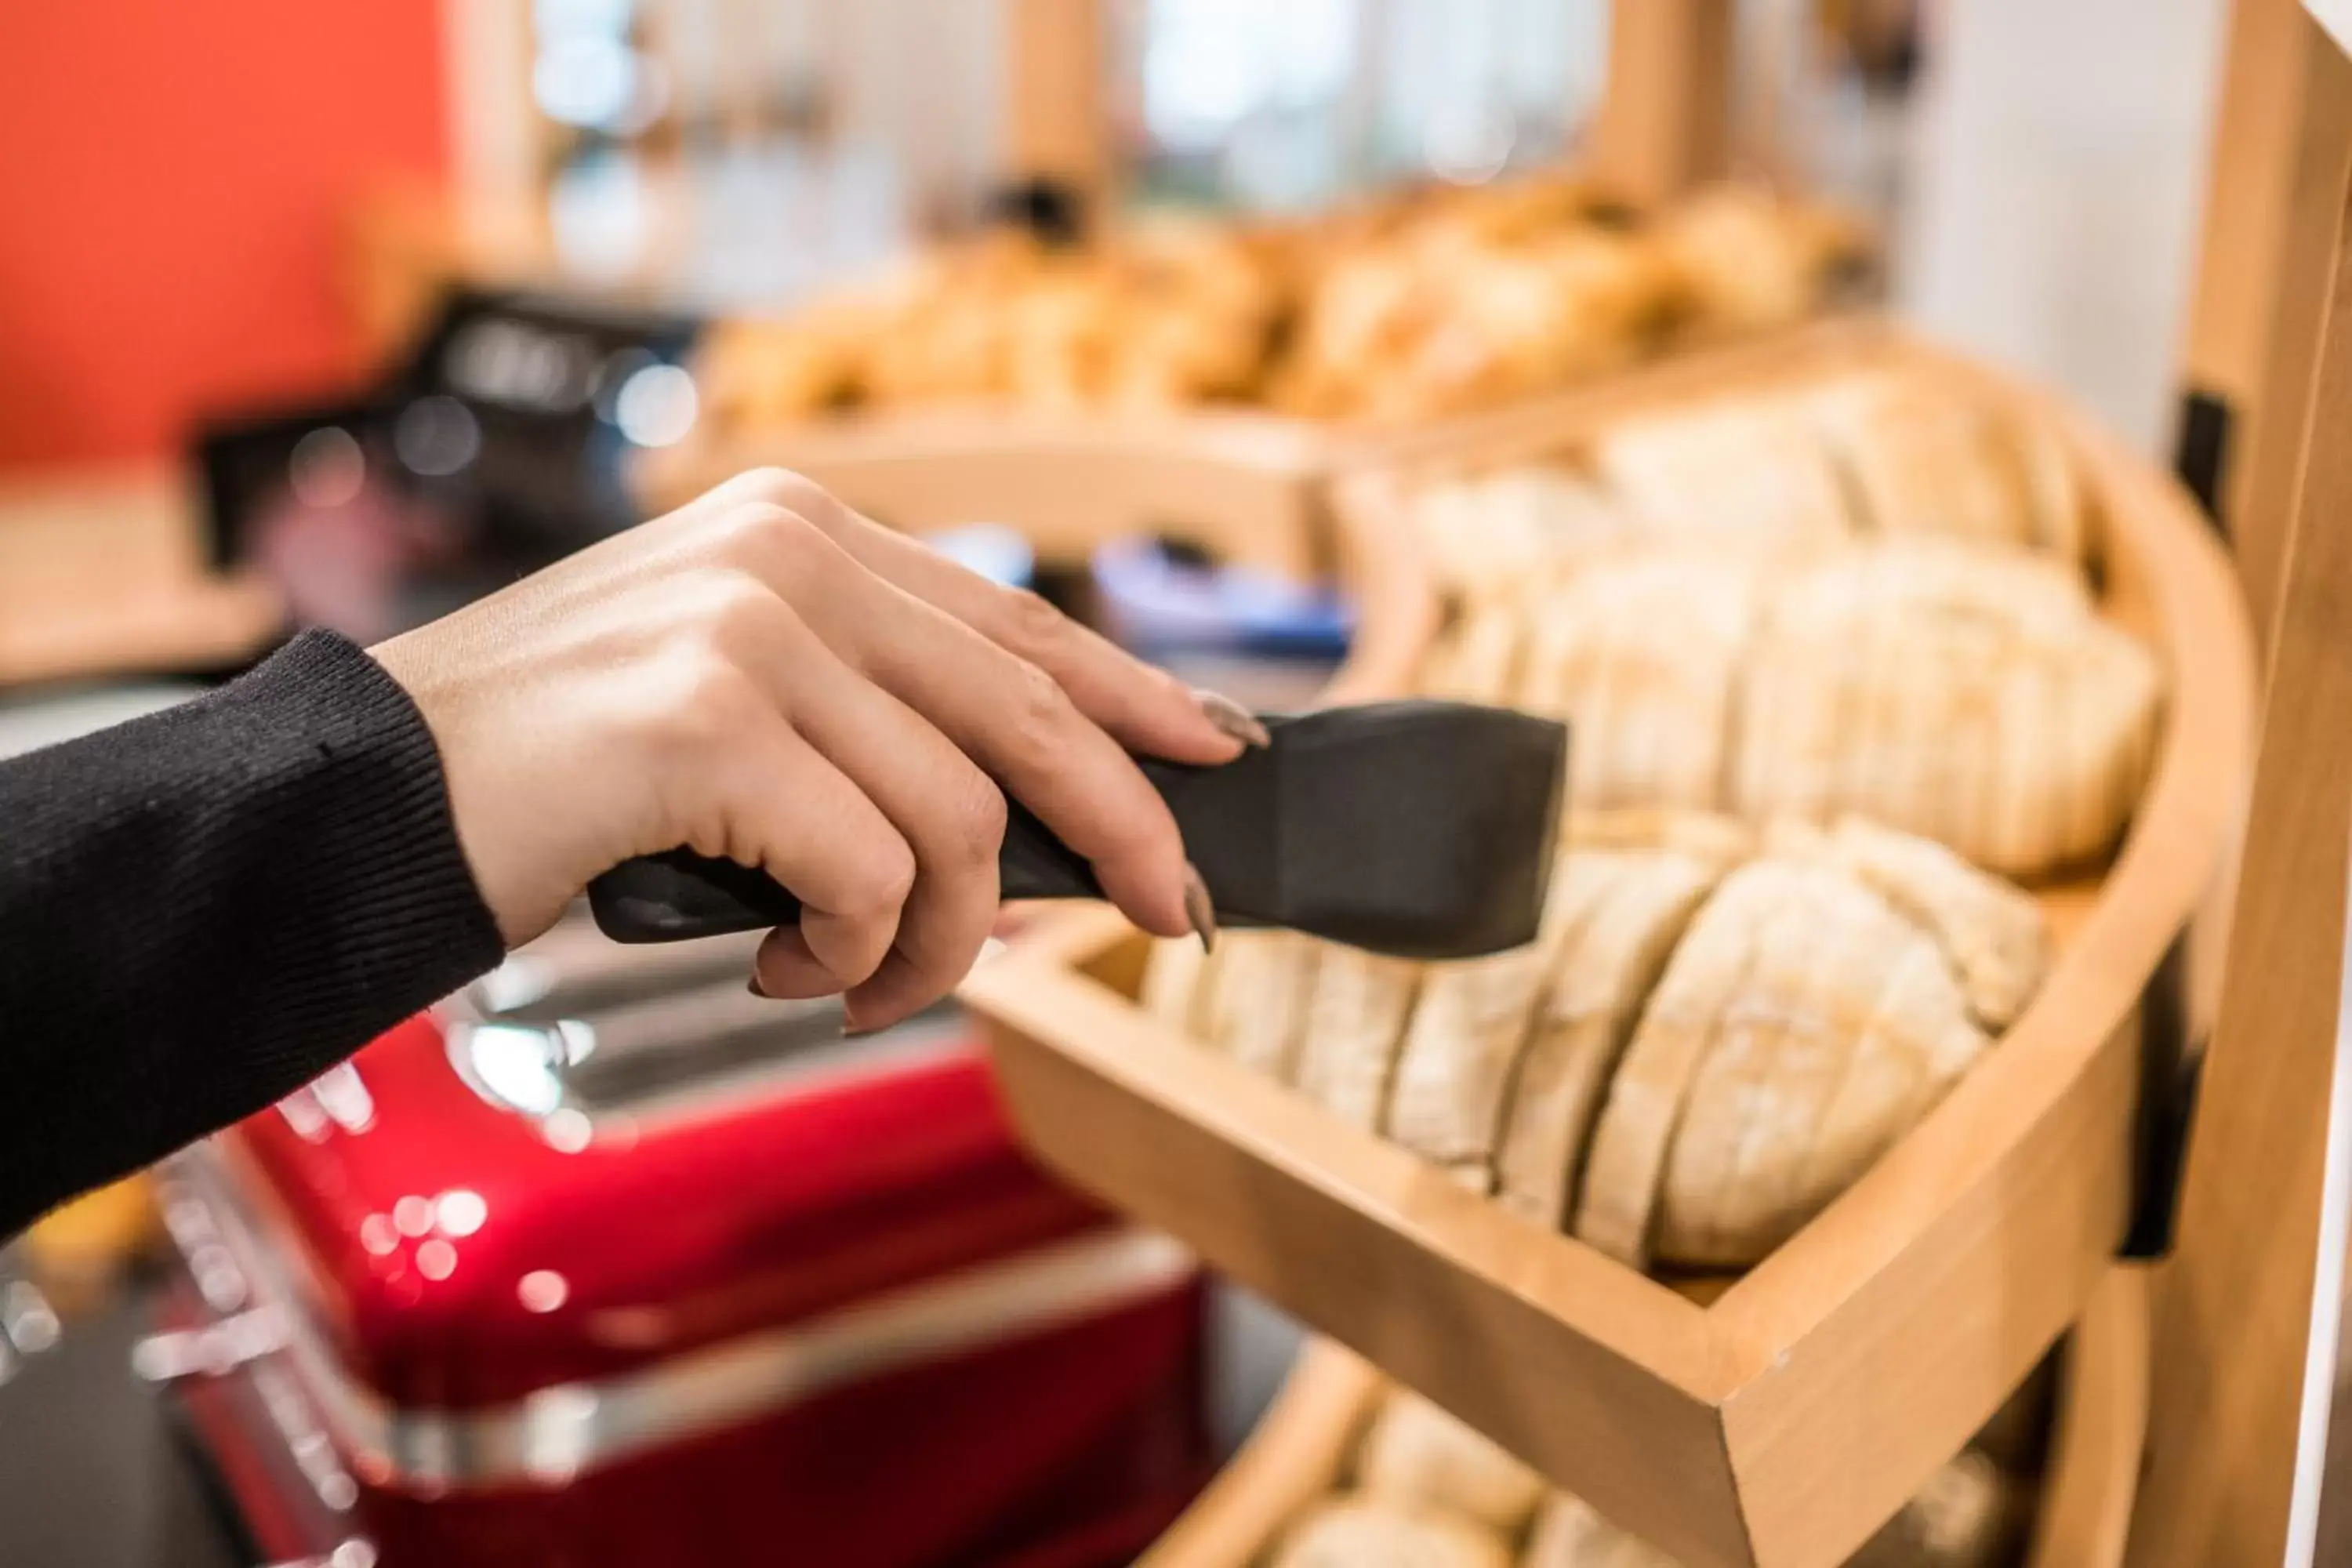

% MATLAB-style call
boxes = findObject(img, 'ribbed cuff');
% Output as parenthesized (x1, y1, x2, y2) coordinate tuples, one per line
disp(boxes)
(176, 630, 510, 1084)
(0, 628, 506, 1232)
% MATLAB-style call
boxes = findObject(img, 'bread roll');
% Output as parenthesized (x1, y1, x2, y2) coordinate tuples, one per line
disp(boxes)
(1806, 369, 2087, 564)
(1650, 865, 1981, 1267)
(1820, 816, 2051, 1029)
(1592, 401, 1857, 553)
(1732, 543, 2161, 877)
(1495, 844, 1726, 1229)
(1515, 557, 1761, 812)
(1573, 860, 1809, 1267)
(1388, 864, 1585, 1165)
(1296, 945, 1425, 1130)
(1201, 931, 1320, 1083)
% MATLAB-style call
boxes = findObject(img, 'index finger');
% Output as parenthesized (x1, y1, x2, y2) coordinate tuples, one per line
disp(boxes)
(699, 470, 1265, 764)
(786, 561, 1207, 942)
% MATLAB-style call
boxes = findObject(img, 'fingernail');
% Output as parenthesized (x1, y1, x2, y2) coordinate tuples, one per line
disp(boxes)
(1182, 862, 1218, 953)
(746, 974, 769, 998)
(1194, 689, 1271, 749)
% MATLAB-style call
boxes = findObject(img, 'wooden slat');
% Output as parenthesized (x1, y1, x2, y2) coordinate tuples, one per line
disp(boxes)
(2027, 1269, 2151, 1568)
(2177, 0, 2352, 639)
(2130, 133, 2352, 1568)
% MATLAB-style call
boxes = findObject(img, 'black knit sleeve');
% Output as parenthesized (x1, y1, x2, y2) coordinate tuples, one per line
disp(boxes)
(0, 630, 506, 1236)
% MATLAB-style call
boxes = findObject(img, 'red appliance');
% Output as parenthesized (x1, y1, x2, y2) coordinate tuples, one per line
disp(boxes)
(140, 918, 1210, 1568)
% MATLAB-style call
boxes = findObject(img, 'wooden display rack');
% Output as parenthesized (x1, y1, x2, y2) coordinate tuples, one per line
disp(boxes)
(961, 319, 2256, 1567)
(1144, 1268, 2151, 1568)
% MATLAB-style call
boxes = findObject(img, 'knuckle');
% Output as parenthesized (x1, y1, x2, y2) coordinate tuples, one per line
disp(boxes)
(999, 587, 1070, 657)
(731, 466, 846, 528)
(710, 501, 824, 568)
(1007, 658, 1075, 758)
(644, 647, 760, 757)
(944, 767, 1009, 865)
(688, 570, 788, 661)
(848, 839, 919, 918)
(716, 466, 809, 509)
(1100, 784, 1182, 866)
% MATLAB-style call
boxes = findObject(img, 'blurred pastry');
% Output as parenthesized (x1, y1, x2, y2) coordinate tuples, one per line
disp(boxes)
(1356, 1388, 1548, 1534)
(697, 174, 1870, 432)
(1269, 1495, 1513, 1568)
(1655, 183, 1874, 339)
(1522, 1493, 1681, 1568)
(1846, 1450, 2019, 1568)
(1733, 543, 2161, 876)
(1591, 398, 1859, 550)
(1511, 557, 1762, 812)
(1806, 368, 2089, 561)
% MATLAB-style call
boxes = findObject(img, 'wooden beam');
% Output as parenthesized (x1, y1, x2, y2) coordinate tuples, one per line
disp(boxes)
(2130, 131, 2352, 1568)
(1587, 0, 1733, 206)
(440, 0, 544, 207)
(1004, 0, 1111, 205)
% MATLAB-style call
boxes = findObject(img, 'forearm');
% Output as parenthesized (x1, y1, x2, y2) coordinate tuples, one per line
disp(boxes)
(0, 631, 504, 1236)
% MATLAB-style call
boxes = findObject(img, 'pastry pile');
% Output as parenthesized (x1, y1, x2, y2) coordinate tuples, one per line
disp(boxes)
(1145, 811, 2049, 1272)
(696, 180, 1867, 430)
(1268, 1379, 2023, 1567)
(1405, 370, 2160, 877)
(1269, 183, 1864, 421)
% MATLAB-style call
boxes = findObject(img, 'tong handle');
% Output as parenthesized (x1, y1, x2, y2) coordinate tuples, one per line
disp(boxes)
(588, 797, 1105, 942)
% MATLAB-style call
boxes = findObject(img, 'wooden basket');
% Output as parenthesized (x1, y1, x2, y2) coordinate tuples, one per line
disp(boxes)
(1143, 1266, 2151, 1568)
(960, 321, 2253, 1568)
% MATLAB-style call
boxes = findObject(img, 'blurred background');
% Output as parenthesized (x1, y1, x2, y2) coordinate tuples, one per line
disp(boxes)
(0, 2, 2248, 1566)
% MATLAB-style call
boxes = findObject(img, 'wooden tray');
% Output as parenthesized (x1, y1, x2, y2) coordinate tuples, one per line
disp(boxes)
(630, 408, 1336, 581)
(1143, 1266, 2150, 1568)
(0, 466, 283, 688)
(960, 322, 2253, 1568)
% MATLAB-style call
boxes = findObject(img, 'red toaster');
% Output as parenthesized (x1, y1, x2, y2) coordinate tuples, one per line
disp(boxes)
(139, 916, 1210, 1568)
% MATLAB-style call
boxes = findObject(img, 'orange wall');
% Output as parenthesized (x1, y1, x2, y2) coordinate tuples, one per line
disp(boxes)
(0, 2, 449, 471)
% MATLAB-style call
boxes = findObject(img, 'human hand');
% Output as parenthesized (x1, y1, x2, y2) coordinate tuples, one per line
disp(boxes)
(369, 469, 1262, 1029)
